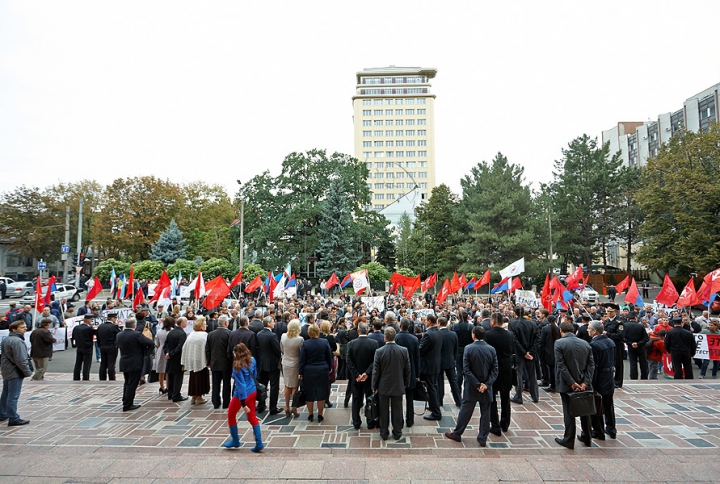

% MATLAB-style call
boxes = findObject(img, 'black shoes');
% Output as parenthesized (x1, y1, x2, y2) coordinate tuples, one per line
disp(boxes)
(477, 439, 487, 447)
(510, 397, 523, 404)
(489, 428, 502, 437)
(554, 437, 573, 450)
(8, 419, 29, 426)
(577, 435, 592, 447)
(423, 415, 441, 421)
(308, 414, 314, 422)
(393, 433, 402, 440)
(324, 401, 333, 408)
(317, 415, 324, 423)
(173, 396, 189, 402)
(543, 387, 557, 393)
(268, 408, 283, 415)
(123, 404, 141, 412)
(353, 423, 361, 430)
(605, 428, 616, 439)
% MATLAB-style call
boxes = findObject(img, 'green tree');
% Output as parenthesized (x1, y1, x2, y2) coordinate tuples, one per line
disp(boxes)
(374, 225, 396, 269)
(200, 257, 236, 279)
(612, 166, 644, 272)
(396, 267, 416, 277)
(636, 124, 720, 273)
(548, 136, 623, 270)
(150, 219, 187, 264)
(133, 260, 165, 280)
(395, 212, 414, 270)
(355, 261, 390, 284)
(176, 182, 236, 260)
(92, 258, 132, 281)
(166, 259, 199, 280)
(242, 263, 265, 282)
(316, 178, 362, 278)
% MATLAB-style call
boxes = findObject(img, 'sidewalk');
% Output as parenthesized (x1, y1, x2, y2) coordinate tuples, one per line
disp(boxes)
(0, 376, 719, 482)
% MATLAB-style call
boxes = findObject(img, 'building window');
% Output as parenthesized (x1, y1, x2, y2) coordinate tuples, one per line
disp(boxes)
(384, 130, 393, 136)
(386, 183, 394, 189)
(374, 141, 383, 147)
(374, 130, 383, 136)
(418, 172, 427, 178)
(374, 204, 384, 209)
(395, 109, 403, 115)
(385, 162, 394, 168)
(374, 194, 384, 200)
(385, 151, 394, 157)
(362, 100, 372, 106)
(396, 140, 404, 147)
(418, 140, 427, 146)
(395, 130, 404, 136)
(419, 183, 427, 188)
(419, 161, 427, 167)
(373, 120, 383, 126)
(395, 99, 403, 105)
(418, 151, 427, 157)
(366, 183, 372, 189)
(374, 183, 383, 189)
(406, 130, 415, 136)
(363, 141, 371, 147)
(699, 95, 716, 132)
(405, 109, 415, 115)
(396, 183, 404, 189)
(406, 119, 415, 126)
(406, 140, 415, 147)
(374, 99, 382, 105)
(363, 131, 371, 137)
(418, 119, 426, 125)
(362, 110, 371, 116)
(385, 109, 393, 115)
(406, 172, 416, 178)
(386, 141, 394, 147)
(418, 130, 426, 136)
(396, 162, 403, 167)
(363, 151, 371, 158)
(405, 99, 415, 105)
(365, 162, 372, 169)
(406, 151, 416, 157)
(418, 98, 426, 104)
(385, 99, 392, 105)
(396, 172, 405, 178)
(418, 109, 426, 114)
(396, 151, 404, 157)
(395, 119, 403, 126)
(375, 172, 384, 179)
(375, 162, 384, 168)
(406, 161, 416, 167)
(385, 120, 393, 126)
(374, 152, 384, 157)
(387, 193, 395, 200)
(363, 120, 371, 126)
(373, 110, 383, 115)
(386, 172, 394, 178)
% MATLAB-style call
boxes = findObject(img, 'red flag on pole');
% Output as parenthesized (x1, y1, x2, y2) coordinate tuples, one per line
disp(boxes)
(194, 269, 204, 300)
(244, 275, 263, 293)
(402, 275, 421, 300)
(678, 278, 699, 307)
(509, 277, 522, 292)
(326, 272, 340, 290)
(541, 273, 552, 311)
(436, 278, 451, 304)
(625, 278, 641, 305)
(450, 272, 462, 293)
(127, 266, 135, 300)
(133, 286, 145, 310)
(656, 274, 679, 307)
(459, 273, 467, 289)
(151, 271, 171, 303)
(202, 275, 232, 309)
(389, 281, 400, 295)
(229, 271, 243, 289)
(44, 275, 55, 305)
(34, 277, 46, 313)
(478, 269, 491, 288)
(86, 276, 102, 302)
(614, 275, 630, 293)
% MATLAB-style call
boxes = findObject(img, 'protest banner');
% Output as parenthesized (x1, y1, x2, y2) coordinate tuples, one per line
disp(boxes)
(0, 329, 32, 354)
(51, 327, 67, 352)
(362, 296, 385, 312)
(413, 309, 435, 318)
(515, 290, 540, 308)
(64, 315, 84, 340)
(694, 333, 720, 361)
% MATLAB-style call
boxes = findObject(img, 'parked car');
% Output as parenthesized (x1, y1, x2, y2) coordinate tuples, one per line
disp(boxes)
(0, 276, 16, 287)
(7, 281, 34, 298)
(21, 283, 81, 303)
(575, 285, 600, 303)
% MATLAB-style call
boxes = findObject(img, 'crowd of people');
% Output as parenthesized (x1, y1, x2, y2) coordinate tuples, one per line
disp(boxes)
(0, 283, 715, 451)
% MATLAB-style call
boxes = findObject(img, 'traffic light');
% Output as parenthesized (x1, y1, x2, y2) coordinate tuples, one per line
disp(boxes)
(72, 253, 78, 265)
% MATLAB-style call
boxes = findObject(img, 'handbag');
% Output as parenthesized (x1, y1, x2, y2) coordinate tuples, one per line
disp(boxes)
(329, 357, 338, 384)
(594, 393, 604, 416)
(292, 381, 307, 408)
(364, 393, 379, 422)
(141, 323, 153, 342)
(412, 380, 428, 401)
(252, 375, 268, 404)
(567, 390, 596, 417)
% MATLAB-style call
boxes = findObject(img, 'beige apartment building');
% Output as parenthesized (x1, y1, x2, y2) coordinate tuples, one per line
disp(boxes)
(352, 67, 437, 215)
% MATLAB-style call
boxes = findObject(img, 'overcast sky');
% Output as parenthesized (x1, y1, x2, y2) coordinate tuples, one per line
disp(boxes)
(1, 1, 719, 199)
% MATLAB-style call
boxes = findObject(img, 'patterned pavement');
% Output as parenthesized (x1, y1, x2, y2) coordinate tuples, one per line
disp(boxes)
(1, 374, 720, 483)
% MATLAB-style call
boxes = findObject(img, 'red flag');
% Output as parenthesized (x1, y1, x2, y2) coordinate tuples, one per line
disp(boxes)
(127, 266, 135, 299)
(244, 275, 263, 293)
(436, 278, 451, 304)
(44, 275, 55, 305)
(705, 268, 720, 296)
(541, 273, 552, 311)
(402, 275, 421, 300)
(450, 271, 461, 293)
(625, 277, 641, 305)
(268, 272, 279, 302)
(194, 269, 204, 300)
(389, 281, 400, 295)
(582, 274, 590, 288)
(326, 272, 339, 290)
(133, 286, 145, 310)
(229, 271, 243, 288)
(678, 278, 699, 307)
(151, 271, 172, 303)
(459, 273, 467, 289)
(34, 277, 45, 313)
(86, 276, 102, 302)
(565, 266, 583, 290)
(656, 274, 679, 307)
(202, 275, 232, 309)
(509, 277, 522, 292)
(614, 275, 630, 293)
(478, 269, 491, 288)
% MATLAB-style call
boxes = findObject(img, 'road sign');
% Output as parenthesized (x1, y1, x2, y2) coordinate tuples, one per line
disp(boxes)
(61, 244, 71, 253)
(38, 261, 47, 271)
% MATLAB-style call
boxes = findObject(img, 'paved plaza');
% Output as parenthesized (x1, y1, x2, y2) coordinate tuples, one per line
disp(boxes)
(1, 374, 719, 483)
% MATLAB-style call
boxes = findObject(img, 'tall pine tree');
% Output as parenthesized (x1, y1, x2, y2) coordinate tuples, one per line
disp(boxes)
(316, 178, 362, 278)
(150, 219, 188, 264)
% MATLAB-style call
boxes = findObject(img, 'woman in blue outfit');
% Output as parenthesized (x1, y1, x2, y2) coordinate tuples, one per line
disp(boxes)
(222, 343, 264, 452)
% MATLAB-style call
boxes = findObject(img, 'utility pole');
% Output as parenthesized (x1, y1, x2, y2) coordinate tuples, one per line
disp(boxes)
(548, 211, 553, 273)
(63, 206, 70, 282)
(74, 199, 84, 287)
(239, 200, 244, 273)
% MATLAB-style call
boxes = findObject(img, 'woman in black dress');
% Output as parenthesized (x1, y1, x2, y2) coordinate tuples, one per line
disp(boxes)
(298, 324, 333, 422)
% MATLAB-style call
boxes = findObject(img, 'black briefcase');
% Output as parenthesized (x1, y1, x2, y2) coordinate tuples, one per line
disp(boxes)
(364, 394, 379, 421)
(412, 381, 428, 402)
(567, 390, 596, 417)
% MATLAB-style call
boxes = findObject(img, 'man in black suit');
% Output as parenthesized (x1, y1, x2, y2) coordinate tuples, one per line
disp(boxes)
(508, 307, 540, 404)
(372, 327, 410, 441)
(227, 315, 258, 358)
(300, 313, 315, 340)
(346, 322, 379, 429)
(664, 316, 697, 379)
(73, 314, 96, 381)
(437, 317, 461, 407)
(384, 312, 400, 333)
(603, 307, 625, 388)
(395, 317, 420, 428)
(205, 311, 219, 333)
(444, 325, 498, 447)
(588, 320, 617, 440)
(248, 309, 264, 334)
(451, 312, 474, 395)
(485, 312, 515, 435)
(419, 313, 443, 420)
(623, 311, 649, 380)
(116, 317, 154, 411)
(477, 309, 492, 331)
(256, 316, 282, 415)
(206, 315, 232, 409)
(164, 317, 189, 402)
(554, 321, 595, 449)
(368, 318, 385, 348)
(97, 312, 121, 381)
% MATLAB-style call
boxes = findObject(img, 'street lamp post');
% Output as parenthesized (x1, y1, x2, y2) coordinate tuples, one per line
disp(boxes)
(236, 181, 245, 274)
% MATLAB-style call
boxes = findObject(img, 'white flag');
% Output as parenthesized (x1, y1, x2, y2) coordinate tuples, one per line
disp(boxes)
(351, 270, 370, 295)
(499, 258, 525, 279)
